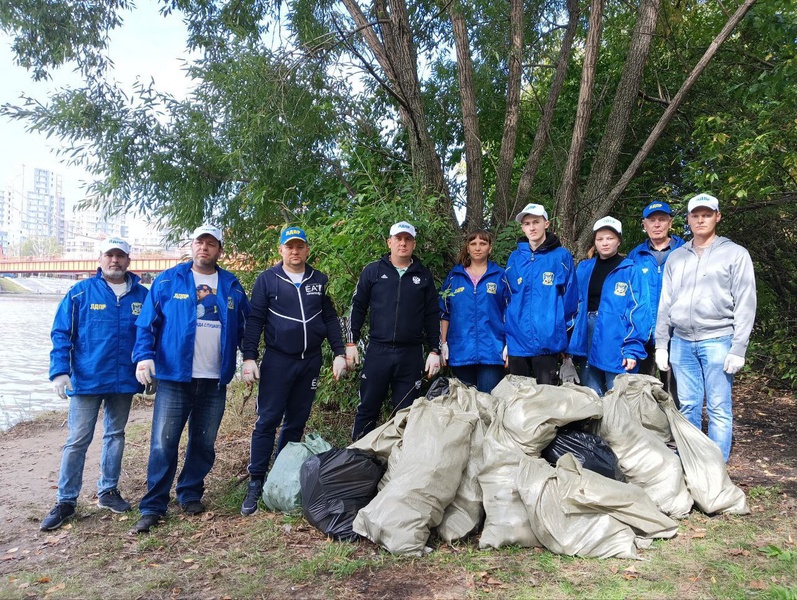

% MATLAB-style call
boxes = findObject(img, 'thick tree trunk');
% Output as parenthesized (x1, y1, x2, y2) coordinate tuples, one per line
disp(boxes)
(556, 0, 604, 248)
(573, 0, 759, 256)
(513, 0, 580, 221)
(493, 0, 524, 226)
(578, 0, 661, 234)
(449, 0, 483, 230)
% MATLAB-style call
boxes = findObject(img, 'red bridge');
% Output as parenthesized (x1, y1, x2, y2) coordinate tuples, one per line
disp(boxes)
(0, 256, 184, 275)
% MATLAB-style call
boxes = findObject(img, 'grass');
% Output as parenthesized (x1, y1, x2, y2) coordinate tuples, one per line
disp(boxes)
(1, 382, 795, 599)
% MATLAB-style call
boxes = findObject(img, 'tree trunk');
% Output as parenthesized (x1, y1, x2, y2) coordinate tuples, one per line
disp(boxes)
(493, 0, 524, 226)
(555, 0, 604, 248)
(513, 0, 580, 222)
(573, 0, 759, 256)
(449, 0, 484, 230)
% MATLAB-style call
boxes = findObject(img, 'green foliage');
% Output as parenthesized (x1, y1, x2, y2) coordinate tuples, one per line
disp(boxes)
(759, 545, 796, 562)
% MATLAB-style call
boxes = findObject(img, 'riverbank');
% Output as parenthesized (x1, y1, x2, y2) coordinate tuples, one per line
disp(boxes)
(0, 379, 794, 599)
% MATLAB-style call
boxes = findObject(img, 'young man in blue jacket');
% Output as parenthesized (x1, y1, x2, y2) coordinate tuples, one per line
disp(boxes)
(133, 224, 250, 533)
(504, 203, 578, 384)
(345, 221, 441, 440)
(239, 226, 347, 515)
(42, 237, 149, 531)
(627, 201, 685, 400)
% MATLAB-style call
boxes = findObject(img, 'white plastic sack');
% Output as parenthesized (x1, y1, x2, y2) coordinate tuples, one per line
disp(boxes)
(353, 399, 477, 555)
(600, 384, 693, 518)
(518, 454, 678, 559)
(491, 375, 604, 456)
(348, 407, 411, 463)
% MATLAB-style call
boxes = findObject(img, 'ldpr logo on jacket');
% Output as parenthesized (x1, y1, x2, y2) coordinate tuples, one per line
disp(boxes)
(614, 282, 628, 296)
(542, 272, 554, 286)
(132, 302, 142, 315)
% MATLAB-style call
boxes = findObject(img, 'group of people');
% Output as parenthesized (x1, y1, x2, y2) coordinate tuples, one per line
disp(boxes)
(41, 191, 756, 533)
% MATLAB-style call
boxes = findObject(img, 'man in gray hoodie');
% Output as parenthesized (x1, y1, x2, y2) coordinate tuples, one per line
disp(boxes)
(655, 193, 756, 462)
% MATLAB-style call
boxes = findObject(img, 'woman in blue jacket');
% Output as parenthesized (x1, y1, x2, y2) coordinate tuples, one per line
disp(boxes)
(567, 217, 650, 396)
(439, 230, 508, 392)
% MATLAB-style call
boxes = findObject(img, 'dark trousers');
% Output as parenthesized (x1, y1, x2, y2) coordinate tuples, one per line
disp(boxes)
(507, 354, 560, 385)
(352, 342, 424, 441)
(638, 341, 679, 405)
(451, 364, 506, 394)
(248, 350, 322, 480)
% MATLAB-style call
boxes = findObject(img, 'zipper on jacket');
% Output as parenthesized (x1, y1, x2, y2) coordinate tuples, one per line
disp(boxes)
(392, 270, 402, 343)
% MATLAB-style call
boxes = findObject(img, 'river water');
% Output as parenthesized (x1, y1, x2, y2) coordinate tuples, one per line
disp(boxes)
(0, 294, 65, 430)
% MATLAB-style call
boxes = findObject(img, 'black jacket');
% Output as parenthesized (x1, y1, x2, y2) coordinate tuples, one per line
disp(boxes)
(348, 254, 440, 350)
(243, 263, 345, 360)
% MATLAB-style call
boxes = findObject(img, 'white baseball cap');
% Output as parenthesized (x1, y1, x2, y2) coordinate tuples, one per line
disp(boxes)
(99, 237, 131, 255)
(389, 221, 416, 238)
(191, 224, 223, 243)
(515, 203, 549, 222)
(593, 216, 623, 236)
(687, 193, 719, 213)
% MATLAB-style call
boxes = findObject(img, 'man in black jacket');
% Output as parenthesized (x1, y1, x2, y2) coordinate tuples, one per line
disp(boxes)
(346, 221, 441, 440)
(239, 226, 347, 515)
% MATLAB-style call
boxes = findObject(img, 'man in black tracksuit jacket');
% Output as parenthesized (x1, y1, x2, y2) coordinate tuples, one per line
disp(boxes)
(239, 226, 346, 515)
(346, 221, 441, 440)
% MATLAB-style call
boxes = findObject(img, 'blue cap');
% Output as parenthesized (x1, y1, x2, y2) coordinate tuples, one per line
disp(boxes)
(642, 201, 672, 218)
(280, 226, 308, 245)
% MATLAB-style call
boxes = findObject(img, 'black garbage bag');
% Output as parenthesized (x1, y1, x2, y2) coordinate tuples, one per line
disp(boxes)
(541, 429, 624, 481)
(300, 449, 386, 541)
(426, 376, 452, 399)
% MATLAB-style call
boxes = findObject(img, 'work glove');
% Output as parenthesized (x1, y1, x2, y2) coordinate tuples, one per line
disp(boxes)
(724, 353, 745, 375)
(440, 342, 449, 367)
(559, 357, 579, 384)
(242, 359, 260, 385)
(502, 345, 508, 367)
(136, 359, 156, 386)
(425, 353, 441, 378)
(52, 374, 72, 399)
(345, 344, 360, 368)
(655, 349, 670, 372)
(332, 356, 347, 381)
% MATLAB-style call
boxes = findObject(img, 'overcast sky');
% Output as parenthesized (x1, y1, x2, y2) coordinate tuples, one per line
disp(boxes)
(0, 0, 193, 229)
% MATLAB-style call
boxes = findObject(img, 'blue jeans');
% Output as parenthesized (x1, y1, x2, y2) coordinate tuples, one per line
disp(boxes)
(57, 394, 133, 505)
(452, 364, 506, 393)
(670, 334, 734, 461)
(248, 351, 322, 479)
(139, 379, 226, 516)
(577, 311, 619, 397)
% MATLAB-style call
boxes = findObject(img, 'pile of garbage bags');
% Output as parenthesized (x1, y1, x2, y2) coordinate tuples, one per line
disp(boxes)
(298, 374, 748, 559)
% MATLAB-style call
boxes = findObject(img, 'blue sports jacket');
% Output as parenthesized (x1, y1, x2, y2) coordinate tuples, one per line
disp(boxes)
(133, 261, 250, 385)
(439, 261, 508, 366)
(50, 269, 149, 395)
(567, 256, 651, 373)
(242, 263, 345, 361)
(503, 233, 578, 356)
(627, 235, 685, 338)
(348, 254, 440, 350)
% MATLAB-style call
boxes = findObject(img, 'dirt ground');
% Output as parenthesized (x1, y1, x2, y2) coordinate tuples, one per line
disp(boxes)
(0, 376, 794, 597)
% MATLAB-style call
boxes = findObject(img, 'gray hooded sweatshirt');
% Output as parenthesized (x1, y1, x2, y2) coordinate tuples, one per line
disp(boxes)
(655, 236, 756, 357)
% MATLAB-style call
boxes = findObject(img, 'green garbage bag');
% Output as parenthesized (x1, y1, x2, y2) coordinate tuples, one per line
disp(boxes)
(262, 433, 332, 512)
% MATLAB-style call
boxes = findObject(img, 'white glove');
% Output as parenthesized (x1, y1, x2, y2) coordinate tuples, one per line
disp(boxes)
(332, 356, 347, 380)
(345, 344, 360, 368)
(242, 359, 260, 385)
(655, 349, 670, 372)
(440, 342, 449, 367)
(52, 374, 73, 399)
(136, 359, 156, 385)
(425, 353, 441, 378)
(559, 357, 579, 384)
(724, 353, 745, 375)
(502, 345, 508, 364)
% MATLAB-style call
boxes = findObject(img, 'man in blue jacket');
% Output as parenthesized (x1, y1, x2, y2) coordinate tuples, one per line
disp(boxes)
(628, 201, 685, 400)
(239, 226, 347, 515)
(133, 224, 250, 533)
(346, 221, 441, 440)
(504, 203, 578, 384)
(42, 237, 149, 531)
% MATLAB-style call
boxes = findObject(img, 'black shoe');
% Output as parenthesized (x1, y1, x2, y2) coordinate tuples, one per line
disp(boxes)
(180, 500, 206, 515)
(241, 480, 263, 516)
(135, 514, 162, 533)
(98, 489, 132, 513)
(40, 503, 76, 531)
